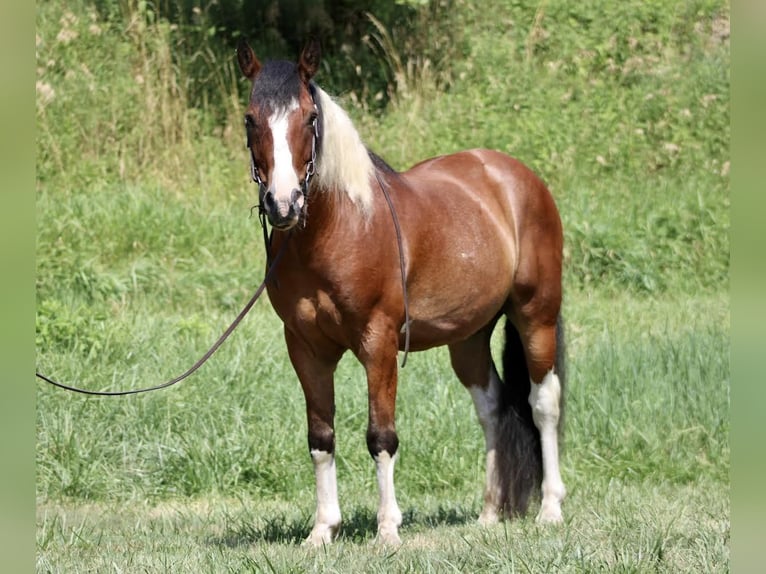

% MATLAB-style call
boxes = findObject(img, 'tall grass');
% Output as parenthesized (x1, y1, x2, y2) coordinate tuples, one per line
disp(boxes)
(36, 0, 729, 570)
(358, 0, 729, 294)
(36, 0, 244, 195)
(36, 0, 729, 293)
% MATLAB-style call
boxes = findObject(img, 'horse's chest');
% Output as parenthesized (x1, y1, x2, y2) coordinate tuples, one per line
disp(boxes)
(292, 291, 338, 322)
(285, 291, 346, 341)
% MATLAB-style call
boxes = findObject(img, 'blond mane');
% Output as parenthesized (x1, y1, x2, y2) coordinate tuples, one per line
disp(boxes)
(313, 87, 375, 214)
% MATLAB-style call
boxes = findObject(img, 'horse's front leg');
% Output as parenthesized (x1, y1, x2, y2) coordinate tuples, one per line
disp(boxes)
(284, 328, 344, 546)
(358, 319, 403, 545)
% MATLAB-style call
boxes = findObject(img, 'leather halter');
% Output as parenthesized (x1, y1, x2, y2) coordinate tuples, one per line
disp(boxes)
(249, 112, 318, 210)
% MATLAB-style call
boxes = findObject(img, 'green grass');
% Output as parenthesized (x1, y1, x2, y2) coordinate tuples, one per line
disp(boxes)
(37, 477, 728, 572)
(361, 0, 729, 294)
(35, 273, 730, 571)
(35, 291, 729, 571)
(36, 0, 729, 571)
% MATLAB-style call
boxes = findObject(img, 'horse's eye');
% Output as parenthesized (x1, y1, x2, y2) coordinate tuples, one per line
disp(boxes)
(244, 114, 255, 129)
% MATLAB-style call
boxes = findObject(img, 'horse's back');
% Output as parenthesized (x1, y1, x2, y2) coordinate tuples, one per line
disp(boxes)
(404, 148, 557, 220)
(400, 148, 562, 265)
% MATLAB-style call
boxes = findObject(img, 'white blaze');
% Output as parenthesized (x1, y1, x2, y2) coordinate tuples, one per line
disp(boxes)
(268, 103, 300, 215)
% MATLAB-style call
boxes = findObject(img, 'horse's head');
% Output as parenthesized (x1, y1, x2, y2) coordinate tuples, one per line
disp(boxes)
(237, 38, 321, 230)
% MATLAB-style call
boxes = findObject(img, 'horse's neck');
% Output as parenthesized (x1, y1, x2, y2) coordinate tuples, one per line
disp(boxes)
(308, 181, 364, 233)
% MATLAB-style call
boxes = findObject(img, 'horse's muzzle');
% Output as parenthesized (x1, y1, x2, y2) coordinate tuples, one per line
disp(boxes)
(262, 187, 305, 229)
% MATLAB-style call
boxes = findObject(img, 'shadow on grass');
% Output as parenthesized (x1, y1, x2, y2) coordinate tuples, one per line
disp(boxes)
(211, 504, 475, 547)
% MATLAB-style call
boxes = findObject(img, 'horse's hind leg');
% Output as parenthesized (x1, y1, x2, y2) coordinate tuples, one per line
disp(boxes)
(448, 325, 504, 524)
(519, 317, 566, 524)
(284, 328, 345, 546)
(511, 207, 566, 524)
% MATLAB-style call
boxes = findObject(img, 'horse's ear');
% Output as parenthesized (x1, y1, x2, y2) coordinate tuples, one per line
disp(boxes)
(236, 37, 261, 80)
(298, 38, 321, 84)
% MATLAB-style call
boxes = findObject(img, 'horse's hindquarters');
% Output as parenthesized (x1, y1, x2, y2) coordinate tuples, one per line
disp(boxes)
(397, 150, 554, 349)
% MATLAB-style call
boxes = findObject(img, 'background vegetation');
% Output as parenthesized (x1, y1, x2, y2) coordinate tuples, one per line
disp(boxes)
(36, 0, 729, 571)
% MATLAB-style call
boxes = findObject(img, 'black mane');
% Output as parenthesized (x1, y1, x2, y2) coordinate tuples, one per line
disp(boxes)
(368, 150, 397, 174)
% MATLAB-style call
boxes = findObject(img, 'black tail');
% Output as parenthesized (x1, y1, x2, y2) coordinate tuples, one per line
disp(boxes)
(496, 315, 565, 517)
(555, 314, 567, 438)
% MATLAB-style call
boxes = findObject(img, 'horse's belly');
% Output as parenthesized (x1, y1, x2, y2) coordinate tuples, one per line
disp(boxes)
(404, 316, 498, 350)
(404, 260, 511, 350)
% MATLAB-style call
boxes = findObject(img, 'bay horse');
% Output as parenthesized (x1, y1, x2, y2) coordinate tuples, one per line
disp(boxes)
(236, 38, 566, 545)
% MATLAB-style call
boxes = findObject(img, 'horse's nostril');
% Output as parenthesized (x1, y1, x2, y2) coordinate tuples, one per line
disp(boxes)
(290, 188, 304, 206)
(263, 190, 276, 209)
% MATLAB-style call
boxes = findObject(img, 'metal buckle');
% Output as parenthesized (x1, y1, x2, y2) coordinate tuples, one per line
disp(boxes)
(302, 111, 319, 194)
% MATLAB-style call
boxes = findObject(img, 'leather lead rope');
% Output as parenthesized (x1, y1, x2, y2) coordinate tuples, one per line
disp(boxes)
(376, 172, 411, 368)
(38, 85, 411, 393)
(35, 236, 290, 396)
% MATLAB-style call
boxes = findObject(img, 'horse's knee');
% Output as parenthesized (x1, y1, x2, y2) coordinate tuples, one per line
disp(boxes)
(366, 426, 399, 459)
(308, 423, 335, 454)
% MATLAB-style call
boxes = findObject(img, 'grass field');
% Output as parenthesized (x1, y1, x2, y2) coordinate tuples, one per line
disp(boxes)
(36, 0, 729, 571)
(35, 291, 729, 572)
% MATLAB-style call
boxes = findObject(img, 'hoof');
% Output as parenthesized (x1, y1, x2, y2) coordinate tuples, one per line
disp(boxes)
(478, 508, 500, 526)
(376, 523, 402, 546)
(303, 523, 340, 547)
(535, 503, 563, 525)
